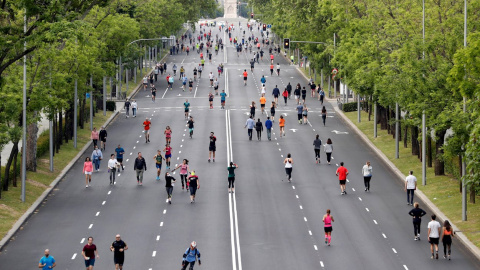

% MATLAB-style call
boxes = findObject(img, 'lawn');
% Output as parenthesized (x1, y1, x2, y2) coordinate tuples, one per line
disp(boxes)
(344, 110, 480, 248)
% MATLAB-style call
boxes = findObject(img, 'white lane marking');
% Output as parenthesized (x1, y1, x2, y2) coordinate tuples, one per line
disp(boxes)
(278, 148, 281, 151)
(392, 248, 397, 254)
(180, 145, 183, 147)
(139, 135, 142, 137)
(88, 224, 93, 229)
(309, 230, 312, 235)
(233, 193, 243, 270)
(299, 205, 303, 210)
(95, 212, 100, 216)
(152, 251, 156, 257)
(304, 217, 308, 222)
(108, 191, 111, 195)
(292, 186, 295, 190)
(347, 179, 350, 182)
(366, 208, 370, 212)
(403, 265, 408, 270)
(183, 134, 185, 136)
(80, 238, 85, 243)
(130, 152, 132, 155)
(296, 195, 299, 199)
(314, 245, 318, 250)
(156, 235, 160, 241)
(162, 88, 168, 99)
(194, 87, 198, 98)
(117, 173, 121, 177)
(276, 143, 279, 145)
(177, 157, 180, 160)
(163, 209, 167, 214)
(229, 193, 237, 270)
(71, 253, 77, 260)
(352, 188, 355, 191)
(331, 157, 335, 160)
(160, 222, 164, 227)
(179, 151, 182, 154)
(358, 197, 362, 201)
(133, 146, 136, 149)
(182, 139, 184, 142)
(373, 220, 378, 225)
(126, 159, 129, 162)
(136, 141, 139, 143)
(320, 261, 324, 268)
(102, 201, 106, 205)
(382, 233, 387, 238)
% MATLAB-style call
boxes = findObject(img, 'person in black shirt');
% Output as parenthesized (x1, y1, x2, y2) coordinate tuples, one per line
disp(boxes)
(255, 118, 263, 141)
(110, 234, 128, 270)
(188, 116, 195, 138)
(208, 132, 216, 162)
(165, 172, 176, 204)
(188, 171, 199, 203)
(286, 82, 292, 99)
(301, 86, 307, 104)
(124, 99, 131, 118)
(134, 152, 147, 185)
(408, 202, 427, 241)
(99, 126, 107, 151)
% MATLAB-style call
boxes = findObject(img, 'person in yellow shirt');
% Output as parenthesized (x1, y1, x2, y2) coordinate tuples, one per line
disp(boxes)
(260, 94, 267, 114)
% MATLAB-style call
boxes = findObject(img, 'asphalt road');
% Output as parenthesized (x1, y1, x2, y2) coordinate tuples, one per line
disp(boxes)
(0, 17, 479, 270)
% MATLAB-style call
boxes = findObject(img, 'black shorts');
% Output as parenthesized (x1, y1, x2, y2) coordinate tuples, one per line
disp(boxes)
(324, 227, 332, 233)
(298, 114, 302, 120)
(190, 187, 197, 195)
(271, 111, 275, 116)
(185, 108, 189, 112)
(117, 158, 123, 163)
(209, 146, 216, 151)
(429, 237, 439, 245)
(261, 104, 265, 108)
(100, 137, 106, 142)
(114, 255, 125, 265)
(244, 77, 247, 81)
(339, 180, 346, 185)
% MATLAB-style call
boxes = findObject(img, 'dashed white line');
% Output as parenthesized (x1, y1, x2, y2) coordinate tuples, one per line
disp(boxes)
(102, 201, 106, 205)
(95, 212, 100, 216)
(382, 233, 387, 238)
(133, 146, 136, 149)
(314, 245, 318, 250)
(156, 235, 160, 241)
(296, 195, 299, 199)
(392, 248, 397, 254)
(280, 155, 283, 157)
(292, 186, 295, 190)
(88, 224, 93, 229)
(130, 152, 133, 155)
(179, 151, 182, 153)
(163, 209, 167, 214)
(278, 148, 281, 151)
(403, 265, 408, 270)
(358, 197, 362, 201)
(320, 261, 324, 267)
(309, 230, 312, 235)
(299, 205, 303, 209)
(136, 141, 139, 143)
(347, 179, 350, 182)
(366, 208, 370, 212)
(304, 217, 308, 222)
(80, 238, 85, 243)
(160, 222, 164, 227)
(108, 191, 111, 195)
(152, 251, 156, 257)
(180, 145, 183, 147)
(71, 253, 77, 260)
(126, 159, 129, 162)
(117, 173, 121, 177)
(373, 220, 378, 225)
(352, 188, 355, 191)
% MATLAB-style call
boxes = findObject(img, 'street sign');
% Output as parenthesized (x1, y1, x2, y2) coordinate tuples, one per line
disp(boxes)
(86, 93, 90, 99)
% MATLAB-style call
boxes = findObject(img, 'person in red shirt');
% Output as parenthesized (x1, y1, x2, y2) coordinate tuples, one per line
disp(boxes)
(82, 237, 99, 270)
(243, 70, 248, 86)
(335, 162, 349, 195)
(143, 118, 151, 143)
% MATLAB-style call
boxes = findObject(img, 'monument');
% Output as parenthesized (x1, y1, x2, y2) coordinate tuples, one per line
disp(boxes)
(224, 0, 237, 18)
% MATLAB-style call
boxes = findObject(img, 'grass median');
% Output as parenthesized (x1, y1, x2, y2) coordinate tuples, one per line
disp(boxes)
(0, 111, 113, 240)
(344, 110, 480, 248)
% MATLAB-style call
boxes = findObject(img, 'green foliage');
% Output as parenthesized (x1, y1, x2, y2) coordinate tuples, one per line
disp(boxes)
(106, 100, 116, 111)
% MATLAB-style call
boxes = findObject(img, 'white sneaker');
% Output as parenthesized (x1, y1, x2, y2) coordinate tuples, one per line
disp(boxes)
(86, 185, 88, 188)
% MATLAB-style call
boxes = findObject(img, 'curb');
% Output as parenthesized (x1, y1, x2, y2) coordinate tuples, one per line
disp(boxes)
(0, 111, 119, 251)
(332, 104, 480, 262)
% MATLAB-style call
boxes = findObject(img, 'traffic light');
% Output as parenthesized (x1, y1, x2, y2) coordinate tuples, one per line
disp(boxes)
(251, 13, 254, 19)
(283, 38, 290, 49)
(263, 24, 266, 31)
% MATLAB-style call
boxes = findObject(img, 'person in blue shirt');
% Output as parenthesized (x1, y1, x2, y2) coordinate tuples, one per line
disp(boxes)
(260, 75, 266, 85)
(115, 144, 125, 170)
(182, 241, 201, 270)
(38, 249, 56, 270)
(245, 116, 255, 141)
(220, 90, 227, 109)
(184, 99, 190, 119)
(265, 117, 273, 141)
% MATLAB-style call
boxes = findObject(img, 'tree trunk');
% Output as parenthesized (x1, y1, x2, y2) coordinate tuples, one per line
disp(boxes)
(0, 155, 2, 198)
(427, 133, 433, 168)
(404, 124, 408, 148)
(412, 126, 419, 156)
(419, 140, 423, 162)
(80, 97, 85, 129)
(459, 154, 463, 193)
(26, 120, 38, 172)
(470, 184, 476, 204)
(434, 129, 446, 175)
(55, 114, 59, 153)
(12, 147, 18, 187)
(3, 141, 19, 191)
(379, 106, 388, 130)
(387, 106, 391, 134)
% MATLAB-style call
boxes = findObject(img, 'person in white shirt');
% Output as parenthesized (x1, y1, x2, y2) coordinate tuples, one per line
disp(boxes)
(427, 214, 441, 259)
(131, 100, 138, 118)
(362, 161, 373, 192)
(404, 170, 417, 205)
(107, 154, 119, 185)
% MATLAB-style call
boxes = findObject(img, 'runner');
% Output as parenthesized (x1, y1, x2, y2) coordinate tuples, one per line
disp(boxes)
(209, 72, 214, 87)
(243, 69, 248, 86)
(428, 214, 441, 259)
(143, 117, 151, 143)
(261, 84, 266, 95)
(143, 75, 148, 90)
(188, 78, 194, 92)
(284, 153, 293, 182)
(153, 150, 165, 181)
(336, 162, 349, 195)
(269, 63, 274, 76)
(83, 157, 93, 188)
(91, 146, 103, 172)
(187, 171, 200, 203)
(282, 88, 288, 105)
(163, 144, 172, 169)
(265, 117, 273, 141)
(302, 105, 308, 124)
(114, 145, 125, 171)
(181, 75, 187, 91)
(208, 92, 214, 109)
(124, 99, 131, 118)
(193, 67, 197, 81)
(310, 81, 316, 97)
(99, 127, 107, 151)
(173, 159, 190, 190)
(131, 99, 137, 117)
(208, 132, 216, 162)
(134, 152, 147, 186)
(286, 82, 292, 99)
(321, 106, 327, 126)
(296, 103, 304, 124)
(270, 101, 276, 122)
(245, 116, 255, 141)
(324, 138, 333, 164)
(323, 209, 334, 246)
(313, 134, 322, 164)
(259, 94, 266, 114)
(164, 126, 172, 145)
(107, 154, 119, 185)
(260, 75, 266, 85)
(362, 161, 373, 191)
(441, 220, 454, 260)
(404, 170, 417, 205)
(276, 63, 280, 76)
(255, 118, 263, 141)
(82, 237, 99, 270)
(227, 162, 238, 193)
(301, 86, 307, 103)
(181, 241, 201, 269)
(38, 249, 56, 270)
(165, 172, 176, 204)
(408, 202, 427, 241)
(279, 115, 285, 137)
(220, 90, 227, 109)
(250, 101, 256, 118)
(151, 84, 156, 102)
(294, 84, 301, 104)
(184, 99, 190, 119)
(91, 127, 99, 149)
(188, 116, 195, 138)
(110, 235, 128, 270)
(272, 85, 280, 104)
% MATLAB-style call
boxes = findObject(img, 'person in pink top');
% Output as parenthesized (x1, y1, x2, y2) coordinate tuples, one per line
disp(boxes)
(91, 127, 99, 149)
(323, 209, 334, 246)
(83, 157, 93, 188)
(172, 159, 190, 190)
(164, 126, 172, 145)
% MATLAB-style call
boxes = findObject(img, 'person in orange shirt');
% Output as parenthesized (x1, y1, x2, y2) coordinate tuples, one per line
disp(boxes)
(270, 64, 274, 76)
(243, 69, 248, 86)
(279, 115, 285, 137)
(143, 117, 151, 143)
(259, 94, 267, 114)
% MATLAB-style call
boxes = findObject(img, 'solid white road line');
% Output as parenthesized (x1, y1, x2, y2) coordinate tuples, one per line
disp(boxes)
(229, 193, 237, 270)
(162, 88, 168, 99)
(233, 193, 242, 270)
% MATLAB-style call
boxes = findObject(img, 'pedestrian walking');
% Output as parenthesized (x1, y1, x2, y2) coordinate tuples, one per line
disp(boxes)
(270, 101, 276, 122)
(296, 103, 304, 124)
(99, 127, 107, 151)
(324, 138, 333, 164)
(301, 86, 307, 104)
(184, 99, 190, 119)
(110, 234, 128, 270)
(313, 135, 322, 164)
(131, 100, 137, 117)
(405, 171, 417, 205)
(208, 92, 214, 109)
(82, 237, 99, 270)
(91, 127, 99, 149)
(276, 63, 280, 76)
(323, 209, 334, 246)
(336, 162, 349, 195)
(319, 88, 325, 104)
(362, 161, 373, 191)
(115, 145, 125, 171)
(124, 99, 131, 118)
(279, 115, 285, 137)
(255, 118, 263, 141)
(428, 214, 441, 260)
(143, 118, 151, 143)
(188, 116, 194, 138)
(39, 249, 56, 270)
(441, 220, 454, 260)
(181, 241, 201, 270)
(153, 150, 165, 181)
(91, 146, 103, 172)
(83, 157, 93, 188)
(284, 153, 293, 182)
(173, 159, 190, 190)
(227, 162, 238, 193)
(245, 116, 255, 141)
(408, 202, 427, 241)
(134, 152, 147, 186)
(107, 154, 119, 185)
(208, 132, 216, 162)
(188, 171, 200, 203)
(321, 106, 327, 126)
(250, 101, 256, 118)
(265, 117, 273, 141)
(165, 172, 176, 204)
